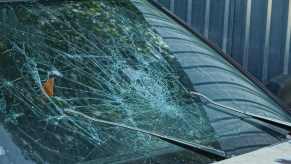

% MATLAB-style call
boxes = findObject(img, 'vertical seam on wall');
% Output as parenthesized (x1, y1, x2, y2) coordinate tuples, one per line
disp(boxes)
(229, 0, 236, 57)
(170, 0, 175, 12)
(284, 0, 291, 75)
(243, 0, 252, 70)
(223, 0, 230, 53)
(262, 0, 273, 82)
(186, 0, 193, 25)
(204, 0, 211, 38)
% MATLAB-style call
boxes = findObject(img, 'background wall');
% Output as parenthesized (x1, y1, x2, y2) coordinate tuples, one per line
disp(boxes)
(155, 0, 291, 83)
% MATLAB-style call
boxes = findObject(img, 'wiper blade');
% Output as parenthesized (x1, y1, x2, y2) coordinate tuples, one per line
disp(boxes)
(64, 108, 228, 160)
(191, 91, 291, 133)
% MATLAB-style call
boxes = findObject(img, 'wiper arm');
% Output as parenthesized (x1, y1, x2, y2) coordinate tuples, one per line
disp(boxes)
(64, 108, 228, 160)
(191, 91, 291, 133)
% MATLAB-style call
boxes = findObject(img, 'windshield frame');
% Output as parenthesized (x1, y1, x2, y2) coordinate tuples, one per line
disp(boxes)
(1, 0, 291, 163)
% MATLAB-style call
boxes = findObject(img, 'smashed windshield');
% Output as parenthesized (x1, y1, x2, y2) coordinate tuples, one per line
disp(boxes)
(0, 0, 218, 163)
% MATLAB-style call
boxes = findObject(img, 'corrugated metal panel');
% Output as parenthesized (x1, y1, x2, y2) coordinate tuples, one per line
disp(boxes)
(158, 0, 291, 83)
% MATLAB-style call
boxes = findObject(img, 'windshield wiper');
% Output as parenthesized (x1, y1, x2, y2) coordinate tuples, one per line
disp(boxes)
(64, 108, 228, 161)
(191, 91, 291, 134)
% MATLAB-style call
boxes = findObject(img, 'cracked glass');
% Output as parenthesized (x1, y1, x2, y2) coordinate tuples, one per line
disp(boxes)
(0, 0, 218, 163)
